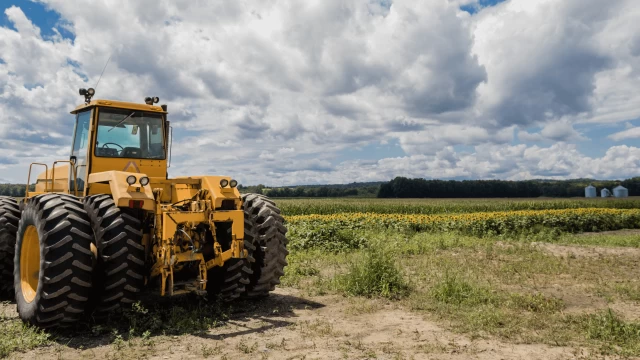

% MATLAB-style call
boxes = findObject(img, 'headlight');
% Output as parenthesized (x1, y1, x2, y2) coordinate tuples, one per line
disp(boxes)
(229, 179, 238, 188)
(139, 176, 150, 186)
(87, 88, 95, 96)
(220, 179, 229, 187)
(126, 175, 137, 185)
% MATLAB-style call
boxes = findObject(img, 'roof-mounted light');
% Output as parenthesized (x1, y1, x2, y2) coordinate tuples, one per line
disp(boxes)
(79, 88, 95, 103)
(145, 96, 160, 105)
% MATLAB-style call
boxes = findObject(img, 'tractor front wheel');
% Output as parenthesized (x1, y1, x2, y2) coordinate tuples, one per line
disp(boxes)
(14, 194, 94, 328)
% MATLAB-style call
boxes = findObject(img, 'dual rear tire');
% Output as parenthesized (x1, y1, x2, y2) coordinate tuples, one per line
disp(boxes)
(13, 194, 94, 328)
(11, 194, 144, 328)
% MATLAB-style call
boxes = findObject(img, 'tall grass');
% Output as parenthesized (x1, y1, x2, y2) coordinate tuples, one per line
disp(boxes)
(336, 240, 409, 299)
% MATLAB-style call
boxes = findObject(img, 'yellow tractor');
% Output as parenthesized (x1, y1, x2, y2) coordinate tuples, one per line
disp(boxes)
(0, 88, 288, 328)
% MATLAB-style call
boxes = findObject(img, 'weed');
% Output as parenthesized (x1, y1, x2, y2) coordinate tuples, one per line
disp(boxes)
(0, 321, 50, 358)
(201, 343, 221, 358)
(580, 309, 640, 355)
(506, 293, 564, 313)
(429, 271, 496, 306)
(337, 240, 409, 299)
(237, 340, 258, 354)
(298, 319, 336, 337)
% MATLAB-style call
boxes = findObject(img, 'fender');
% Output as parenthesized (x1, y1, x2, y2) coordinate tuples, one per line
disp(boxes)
(88, 171, 155, 210)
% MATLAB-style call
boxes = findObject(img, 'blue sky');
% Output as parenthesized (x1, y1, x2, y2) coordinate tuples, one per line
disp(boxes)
(0, 0, 639, 185)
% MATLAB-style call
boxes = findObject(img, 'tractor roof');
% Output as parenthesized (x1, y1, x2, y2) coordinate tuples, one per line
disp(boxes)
(71, 99, 167, 114)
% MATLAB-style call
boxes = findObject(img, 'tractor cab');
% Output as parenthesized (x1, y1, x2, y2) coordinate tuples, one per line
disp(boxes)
(27, 88, 171, 197)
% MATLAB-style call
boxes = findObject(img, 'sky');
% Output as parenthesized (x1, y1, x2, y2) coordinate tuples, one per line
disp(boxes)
(0, 0, 639, 186)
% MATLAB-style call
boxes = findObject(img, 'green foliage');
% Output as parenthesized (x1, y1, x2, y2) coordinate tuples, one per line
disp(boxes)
(568, 309, 640, 355)
(430, 272, 497, 306)
(238, 182, 381, 198)
(0, 184, 33, 197)
(336, 241, 409, 299)
(96, 296, 227, 337)
(0, 321, 50, 358)
(276, 197, 640, 216)
(288, 222, 368, 252)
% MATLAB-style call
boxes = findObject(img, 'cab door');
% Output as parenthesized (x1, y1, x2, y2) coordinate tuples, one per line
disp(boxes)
(69, 109, 92, 195)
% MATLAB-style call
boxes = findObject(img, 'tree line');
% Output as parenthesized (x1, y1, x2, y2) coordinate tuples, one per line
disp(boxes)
(377, 177, 640, 198)
(238, 183, 381, 198)
(0, 184, 33, 197)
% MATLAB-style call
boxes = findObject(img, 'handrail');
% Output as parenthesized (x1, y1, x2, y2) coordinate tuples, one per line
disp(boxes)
(26, 163, 49, 198)
(52, 160, 79, 197)
(168, 125, 173, 169)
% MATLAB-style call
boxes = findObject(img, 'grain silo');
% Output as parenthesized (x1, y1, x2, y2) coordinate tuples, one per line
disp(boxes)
(601, 188, 611, 197)
(585, 185, 596, 198)
(613, 185, 629, 198)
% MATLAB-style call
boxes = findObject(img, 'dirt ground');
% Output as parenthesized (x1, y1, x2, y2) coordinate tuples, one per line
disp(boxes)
(3, 286, 618, 360)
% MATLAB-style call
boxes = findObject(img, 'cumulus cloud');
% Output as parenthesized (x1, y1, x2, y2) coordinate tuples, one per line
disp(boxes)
(609, 127, 640, 141)
(470, 0, 639, 127)
(0, 0, 638, 185)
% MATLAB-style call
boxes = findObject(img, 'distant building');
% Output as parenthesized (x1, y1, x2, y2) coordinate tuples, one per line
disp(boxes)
(585, 185, 596, 198)
(613, 185, 629, 198)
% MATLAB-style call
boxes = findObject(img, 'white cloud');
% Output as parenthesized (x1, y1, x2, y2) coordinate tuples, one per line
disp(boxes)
(609, 127, 640, 141)
(0, 0, 638, 185)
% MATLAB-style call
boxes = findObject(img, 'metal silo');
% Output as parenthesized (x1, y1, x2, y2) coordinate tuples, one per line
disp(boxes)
(585, 185, 596, 198)
(613, 185, 629, 198)
(601, 188, 611, 198)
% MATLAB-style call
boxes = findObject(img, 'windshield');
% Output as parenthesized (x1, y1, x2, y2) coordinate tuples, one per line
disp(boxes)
(95, 108, 165, 159)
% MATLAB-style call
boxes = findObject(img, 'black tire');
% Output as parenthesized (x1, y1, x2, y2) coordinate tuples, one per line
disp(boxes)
(14, 194, 94, 328)
(206, 220, 256, 302)
(0, 197, 20, 298)
(241, 193, 288, 298)
(84, 195, 145, 316)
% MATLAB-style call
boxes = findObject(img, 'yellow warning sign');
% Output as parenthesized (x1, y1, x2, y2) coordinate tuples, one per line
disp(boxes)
(123, 161, 141, 173)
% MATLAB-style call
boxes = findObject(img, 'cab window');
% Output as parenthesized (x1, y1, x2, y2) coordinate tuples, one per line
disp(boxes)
(95, 109, 165, 159)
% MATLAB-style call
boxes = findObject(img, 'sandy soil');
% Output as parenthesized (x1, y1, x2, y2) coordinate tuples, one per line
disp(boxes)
(6, 286, 615, 360)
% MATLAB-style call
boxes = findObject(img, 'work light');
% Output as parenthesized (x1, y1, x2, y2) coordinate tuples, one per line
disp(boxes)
(139, 176, 150, 186)
(220, 179, 229, 187)
(127, 175, 137, 185)
(229, 179, 238, 188)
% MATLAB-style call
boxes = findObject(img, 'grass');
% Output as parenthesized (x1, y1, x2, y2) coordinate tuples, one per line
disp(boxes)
(0, 319, 50, 357)
(282, 227, 640, 356)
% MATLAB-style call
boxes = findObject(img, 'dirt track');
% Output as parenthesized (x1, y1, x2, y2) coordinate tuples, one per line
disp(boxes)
(5, 286, 612, 360)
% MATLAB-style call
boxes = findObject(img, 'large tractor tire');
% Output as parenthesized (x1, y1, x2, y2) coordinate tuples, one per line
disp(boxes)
(241, 193, 288, 298)
(0, 196, 20, 298)
(84, 195, 145, 316)
(206, 221, 256, 302)
(14, 194, 94, 328)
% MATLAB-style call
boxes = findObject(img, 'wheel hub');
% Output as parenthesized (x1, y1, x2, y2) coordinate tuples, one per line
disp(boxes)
(20, 225, 40, 303)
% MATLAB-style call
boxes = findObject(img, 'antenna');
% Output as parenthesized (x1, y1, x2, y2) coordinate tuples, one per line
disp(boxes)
(93, 54, 111, 92)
